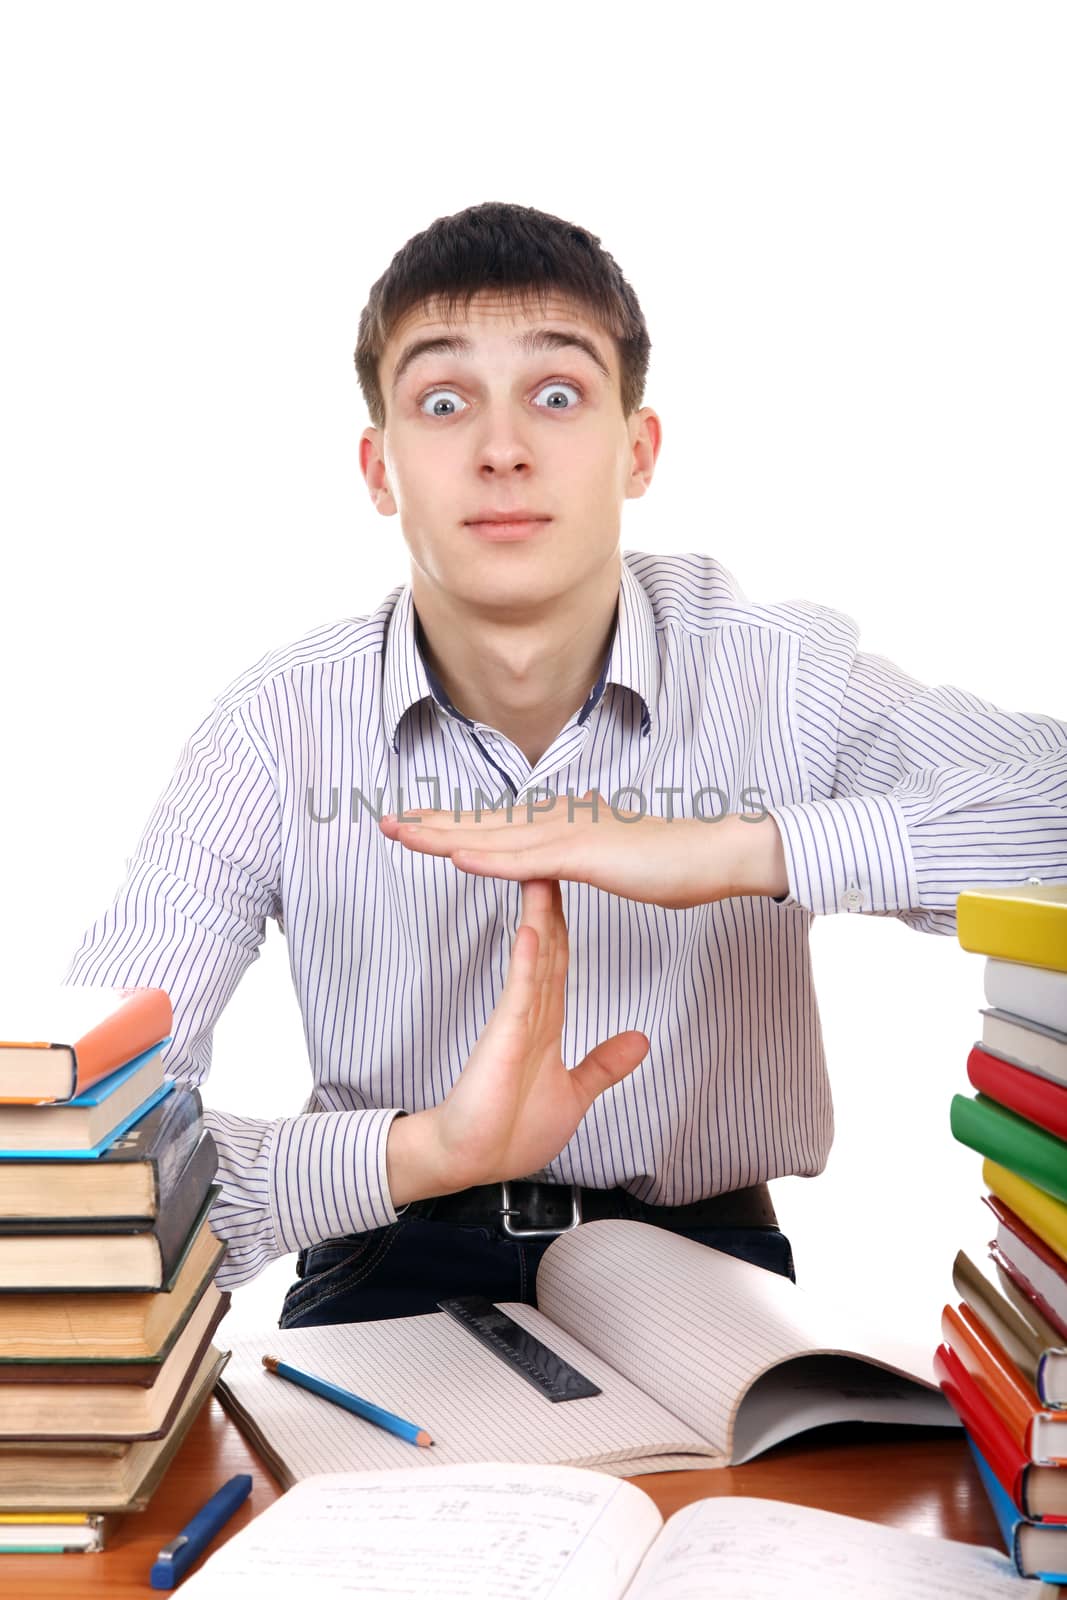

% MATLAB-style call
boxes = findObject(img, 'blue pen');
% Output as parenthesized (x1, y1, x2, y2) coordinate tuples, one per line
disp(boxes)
(262, 1353, 434, 1446)
(149, 1473, 252, 1589)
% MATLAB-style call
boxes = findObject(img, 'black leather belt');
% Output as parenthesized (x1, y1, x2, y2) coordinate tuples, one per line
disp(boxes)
(414, 1179, 778, 1239)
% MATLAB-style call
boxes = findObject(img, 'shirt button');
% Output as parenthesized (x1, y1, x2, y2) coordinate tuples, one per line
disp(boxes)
(842, 886, 865, 911)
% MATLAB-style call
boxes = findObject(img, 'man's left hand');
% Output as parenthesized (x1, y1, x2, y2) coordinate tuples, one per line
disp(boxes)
(378, 790, 789, 910)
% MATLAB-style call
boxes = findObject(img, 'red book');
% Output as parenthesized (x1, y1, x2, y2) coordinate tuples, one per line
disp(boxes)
(934, 1341, 1067, 1521)
(968, 1043, 1067, 1141)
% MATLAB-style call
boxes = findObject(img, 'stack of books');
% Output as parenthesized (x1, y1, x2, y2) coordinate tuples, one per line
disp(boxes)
(0, 986, 231, 1553)
(934, 882, 1067, 1585)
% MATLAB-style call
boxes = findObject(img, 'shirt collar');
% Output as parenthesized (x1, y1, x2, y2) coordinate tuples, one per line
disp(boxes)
(382, 554, 658, 755)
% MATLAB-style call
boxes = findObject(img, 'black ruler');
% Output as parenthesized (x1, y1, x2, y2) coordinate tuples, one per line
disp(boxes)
(437, 1294, 601, 1403)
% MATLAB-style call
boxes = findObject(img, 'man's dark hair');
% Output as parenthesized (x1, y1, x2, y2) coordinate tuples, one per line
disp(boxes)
(354, 200, 651, 429)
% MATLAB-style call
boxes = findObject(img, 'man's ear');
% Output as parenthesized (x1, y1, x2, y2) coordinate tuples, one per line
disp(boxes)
(360, 427, 397, 516)
(624, 406, 662, 502)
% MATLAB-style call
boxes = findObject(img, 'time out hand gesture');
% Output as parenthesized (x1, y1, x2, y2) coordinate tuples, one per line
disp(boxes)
(386, 878, 649, 1204)
(379, 791, 789, 908)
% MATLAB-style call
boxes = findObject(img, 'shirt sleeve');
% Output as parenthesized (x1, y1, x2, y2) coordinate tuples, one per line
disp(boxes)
(764, 605, 1067, 934)
(60, 692, 407, 1290)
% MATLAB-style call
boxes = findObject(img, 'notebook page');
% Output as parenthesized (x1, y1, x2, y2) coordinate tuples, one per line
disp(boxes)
(536, 1220, 946, 1459)
(217, 1306, 722, 1484)
(623, 1496, 1024, 1600)
(179, 1463, 662, 1600)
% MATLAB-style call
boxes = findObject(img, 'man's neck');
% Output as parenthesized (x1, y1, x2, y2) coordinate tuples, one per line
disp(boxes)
(411, 558, 622, 768)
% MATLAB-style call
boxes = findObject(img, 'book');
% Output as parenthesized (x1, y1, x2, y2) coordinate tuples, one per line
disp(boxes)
(957, 884, 1067, 974)
(986, 1195, 1067, 1336)
(985, 1159, 1067, 1264)
(0, 1181, 221, 1291)
(0, 1281, 228, 1440)
(0, 1512, 122, 1553)
(0, 1126, 217, 1273)
(967, 1043, 1067, 1139)
(986, 958, 1067, 1034)
(0, 1195, 224, 1358)
(215, 1218, 955, 1488)
(953, 1248, 1067, 1406)
(0, 1203, 220, 1388)
(951, 1093, 1067, 1205)
(0, 986, 172, 1103)
(934, 1340, 1067, 1519)
(0, 1091, 210, 1220)
(0, 1344, 229, 1511)
(980, 1008, 1067, 1089)
(941, 1302, 1067, 1464)
(968, 1433, 1067, 1582)
(0, 1045, 165, 1152)
(176, 1461, 1033, 1600)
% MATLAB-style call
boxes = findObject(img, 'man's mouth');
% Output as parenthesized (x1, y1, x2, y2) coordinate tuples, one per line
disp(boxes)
(464, 517, 552, 543)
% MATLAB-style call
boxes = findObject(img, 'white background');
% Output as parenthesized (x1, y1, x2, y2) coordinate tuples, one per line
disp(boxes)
(0, 2, 1064, 1343)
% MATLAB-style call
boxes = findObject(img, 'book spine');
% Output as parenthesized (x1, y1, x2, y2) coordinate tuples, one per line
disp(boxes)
(965, 1431, 1028, 1575)
(942, 1303, 1038, 1453)
(985, 959, 1067, 1036)
(967, 1046, 1067, 1142)
(984, 1161, 1067, 1265)
(986, 1195, 1067, 1291)
(951, 1302, 1067, 1466)
(154, 1150, 219, 1282)
(71, 990, 173, 1098)
(958, 896, 1067, 974)
(952, 1249, 1042, 1382)
(155, 1113, 214, 1209)
(951, 1096, 1067, 1206)
(934, 1342, 1033, 1509)
(994, 1252, 1067, 1348)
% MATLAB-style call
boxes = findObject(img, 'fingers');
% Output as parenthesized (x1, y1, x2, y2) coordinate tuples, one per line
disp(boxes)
(569, 1031, 650, 1115)
(521, 880, 567, 1033)
(495, 881, 560, 1027)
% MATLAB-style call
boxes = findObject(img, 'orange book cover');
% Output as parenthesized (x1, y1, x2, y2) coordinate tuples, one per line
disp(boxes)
(942, 1301, 1067, 1465)
(0, 988, 173, 1105)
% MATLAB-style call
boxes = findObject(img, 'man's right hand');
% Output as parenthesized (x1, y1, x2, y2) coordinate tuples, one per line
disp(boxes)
(385, 879, 650, 1206)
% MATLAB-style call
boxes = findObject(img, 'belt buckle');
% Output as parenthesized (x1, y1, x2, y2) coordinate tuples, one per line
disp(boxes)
(498, 1181, 583, 1240)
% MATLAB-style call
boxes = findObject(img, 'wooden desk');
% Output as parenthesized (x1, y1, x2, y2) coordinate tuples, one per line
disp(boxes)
(5, 1404, 1001, 1597)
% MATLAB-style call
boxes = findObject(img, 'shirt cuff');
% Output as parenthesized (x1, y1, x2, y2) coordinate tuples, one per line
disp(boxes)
(764, 794, 922, 916)
(267, 1107, 409, 1252)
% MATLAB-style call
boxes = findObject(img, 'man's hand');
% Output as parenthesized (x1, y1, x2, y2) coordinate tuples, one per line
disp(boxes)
(379, 791, 789, 909)
(385, 878, 649, 1205)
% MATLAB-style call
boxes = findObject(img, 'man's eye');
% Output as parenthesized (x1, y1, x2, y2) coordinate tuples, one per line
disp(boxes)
(532, 381, 582, 411)
(417, 380, 583, 418)
(419, 388, 467, 417)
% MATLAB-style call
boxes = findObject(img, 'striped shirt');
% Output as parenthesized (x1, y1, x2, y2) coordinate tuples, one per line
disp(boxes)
(62, 550, 1067, 1289)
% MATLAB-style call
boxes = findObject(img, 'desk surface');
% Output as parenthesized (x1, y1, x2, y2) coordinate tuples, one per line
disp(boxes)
(6, 1402, 1000, 1596)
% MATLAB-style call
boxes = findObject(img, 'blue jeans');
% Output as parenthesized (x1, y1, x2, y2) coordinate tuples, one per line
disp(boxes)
(278, 1213, 796, 1328)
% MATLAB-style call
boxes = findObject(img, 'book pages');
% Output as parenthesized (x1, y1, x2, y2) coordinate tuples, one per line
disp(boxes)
(175, 1467, 1026, 1600)
(535, 1219, 951, 1461)
(216, 1306, 724, 1483)
(179, 1463, 663, 1600)
(625, 1496, 1025, 1600)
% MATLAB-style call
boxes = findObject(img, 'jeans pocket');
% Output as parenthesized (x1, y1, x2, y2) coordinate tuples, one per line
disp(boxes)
(278, 1223, 404, 1327)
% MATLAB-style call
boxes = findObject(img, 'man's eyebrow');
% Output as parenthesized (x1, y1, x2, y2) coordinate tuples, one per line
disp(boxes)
(390, 327, 612, 394)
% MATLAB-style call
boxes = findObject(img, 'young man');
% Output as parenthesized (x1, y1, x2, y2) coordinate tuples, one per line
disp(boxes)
(63, 201, 1067, 1327)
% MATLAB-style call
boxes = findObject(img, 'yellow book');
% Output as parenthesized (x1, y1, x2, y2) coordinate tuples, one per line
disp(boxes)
(0, 1514, 90, 1525)
(984, 1158, 1067, 1265)
(957, 884, 1067, 973)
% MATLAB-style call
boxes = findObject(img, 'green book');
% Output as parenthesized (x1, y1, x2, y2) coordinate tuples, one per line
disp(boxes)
(950, 1092, 1067, 1206)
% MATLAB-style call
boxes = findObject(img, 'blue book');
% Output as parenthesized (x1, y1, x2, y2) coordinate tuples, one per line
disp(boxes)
(967, 1430, 1067, 1581)
(0, 1042, 175, 1159)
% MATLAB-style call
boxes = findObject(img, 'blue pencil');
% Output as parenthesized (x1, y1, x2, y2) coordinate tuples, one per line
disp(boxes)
(261, 1355, 434, 1447)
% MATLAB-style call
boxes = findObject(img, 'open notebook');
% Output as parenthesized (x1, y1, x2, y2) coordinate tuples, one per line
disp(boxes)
(178, 1462, 1030, 1599)
(215, 1219, 955, 1482)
